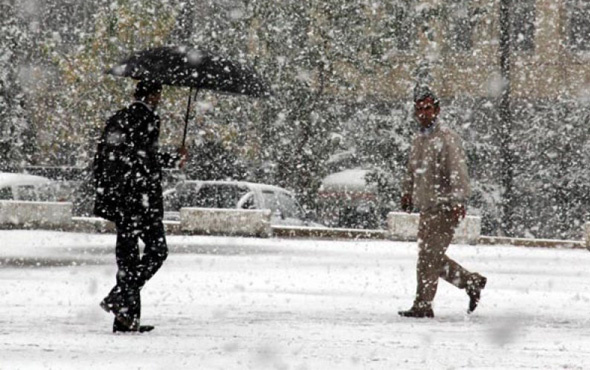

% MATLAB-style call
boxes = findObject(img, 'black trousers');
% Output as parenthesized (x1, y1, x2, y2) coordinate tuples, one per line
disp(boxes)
(108, 218, 169, 320)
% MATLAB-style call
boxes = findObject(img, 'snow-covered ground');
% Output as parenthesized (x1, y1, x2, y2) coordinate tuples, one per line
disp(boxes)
(2, 230, 590, 369)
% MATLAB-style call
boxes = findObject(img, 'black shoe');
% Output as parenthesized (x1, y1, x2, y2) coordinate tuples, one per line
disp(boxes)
(466, 274, 487, 313)
(100, 287, 126, 315)
(113, 318, 154, 333)
(99, 296, 119, 314)
(101, 289, 141, 330)
(100, 295, 133, 324)
(398, 304, 434, 318)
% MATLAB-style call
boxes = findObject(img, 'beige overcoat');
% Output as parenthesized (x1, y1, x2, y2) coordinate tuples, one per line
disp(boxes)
(402, 123, 471, 211)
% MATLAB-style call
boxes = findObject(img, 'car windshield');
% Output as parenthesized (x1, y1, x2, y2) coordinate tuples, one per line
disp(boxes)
(179, 183, 250, 209)
(262, 190, 303, 219)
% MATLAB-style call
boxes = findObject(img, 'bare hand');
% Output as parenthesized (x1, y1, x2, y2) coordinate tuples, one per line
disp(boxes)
(178, 146, 189, 169)
(451, 204, 466, 223)
(401, 194, 413, 213)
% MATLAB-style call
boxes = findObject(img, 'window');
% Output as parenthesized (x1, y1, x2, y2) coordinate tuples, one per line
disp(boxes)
(448, 1, 475, 52)
(373, 1, 415, 57)
(568, 0, 590, 51)
(36, 184, 56, 202)
(391, 3, 414, 51)
(163, 190, 180, 212)
(15, 185, 37, 201)
(238, 193, 256, 210)
(386, 1, 415, 52)
(179, 183, 249, 209)
(0, 187, 12, 200)
(189, 184, 218, 208)
(512, 0, 536, 52)
(177, 183, 201, 207)
(43, 0, 95, 45)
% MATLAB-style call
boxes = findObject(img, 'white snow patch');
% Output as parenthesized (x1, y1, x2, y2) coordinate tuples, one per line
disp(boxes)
(1, 230, 590, 368)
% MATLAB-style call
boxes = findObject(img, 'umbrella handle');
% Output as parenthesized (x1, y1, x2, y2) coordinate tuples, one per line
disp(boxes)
(182, 88, 200, 147)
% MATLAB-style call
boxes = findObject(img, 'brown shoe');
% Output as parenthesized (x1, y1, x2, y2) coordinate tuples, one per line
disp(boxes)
(466, 274, 487, 313)
(398, 302, 434, 318)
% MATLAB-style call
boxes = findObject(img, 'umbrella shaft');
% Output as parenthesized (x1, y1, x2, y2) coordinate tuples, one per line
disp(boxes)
(182, 88, 199, 147)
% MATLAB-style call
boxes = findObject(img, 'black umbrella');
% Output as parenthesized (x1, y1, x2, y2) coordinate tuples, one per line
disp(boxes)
(106, 46, 270, 146)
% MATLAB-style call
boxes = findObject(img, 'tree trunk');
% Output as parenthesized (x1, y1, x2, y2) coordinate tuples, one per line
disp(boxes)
(499, 0, 514, 236)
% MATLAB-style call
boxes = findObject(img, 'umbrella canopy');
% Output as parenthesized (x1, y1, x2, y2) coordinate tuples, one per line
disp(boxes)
(106, 46, 270, 146)
(106, 46, 269, 98)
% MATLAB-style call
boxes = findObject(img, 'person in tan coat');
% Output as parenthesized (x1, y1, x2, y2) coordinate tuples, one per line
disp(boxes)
(398, 87, 486, 318)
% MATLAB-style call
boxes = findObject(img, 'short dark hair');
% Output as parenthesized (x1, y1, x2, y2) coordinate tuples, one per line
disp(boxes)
(413, 86, 439, 107)
(134, 79, 162, 100)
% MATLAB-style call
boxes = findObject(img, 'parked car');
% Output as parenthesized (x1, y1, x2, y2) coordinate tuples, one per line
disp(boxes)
(21, 166, 94, 214)
(163, 180, 321, 227)
(317, 168, 380, 229)
(0, 172, 56, 201)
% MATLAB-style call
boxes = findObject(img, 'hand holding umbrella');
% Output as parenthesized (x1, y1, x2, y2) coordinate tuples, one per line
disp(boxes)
(177, 145, 189, 170)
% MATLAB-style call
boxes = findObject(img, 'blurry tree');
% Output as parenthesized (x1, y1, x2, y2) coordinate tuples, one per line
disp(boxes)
(169, 0, 195, 44)
(336, 101, 414, 224)
(246, 1, 337, 209)
(444, 97, 503, 235)
(30, 0, 178, 166)
(172, 0, 339, 209)
(498, 0, 515, 236)
(4, 0, 590, 238)
(509, 100, 590, 239)
(0, 1, 36, 170)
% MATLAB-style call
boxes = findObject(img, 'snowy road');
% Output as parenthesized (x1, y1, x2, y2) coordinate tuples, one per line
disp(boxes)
(1, 230, 590, 369)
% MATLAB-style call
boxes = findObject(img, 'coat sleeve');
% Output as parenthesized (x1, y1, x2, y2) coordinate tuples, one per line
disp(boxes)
(93, 111, 130, 221)
(125, 113, 152, 179)
(125, 106, 180, 170)
(442, 131, 471, 205)
(157, 151, 181, 169)
(401, 139, 416, 197)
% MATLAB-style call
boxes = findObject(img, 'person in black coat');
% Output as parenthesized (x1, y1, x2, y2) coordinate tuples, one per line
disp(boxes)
(94, 80, 187, 333)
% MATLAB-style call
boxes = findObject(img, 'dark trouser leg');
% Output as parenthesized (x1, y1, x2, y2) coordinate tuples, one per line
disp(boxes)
(112, 220, 168, 292)
(439, 255, 473, 289)
(106, 220, 167, 325)
(112, 292, 141, 332)
(104, 220, 142, 324)
(135, 220, 168, 289)
(414, 209, 472, 306)
(115, 221, 140, 286)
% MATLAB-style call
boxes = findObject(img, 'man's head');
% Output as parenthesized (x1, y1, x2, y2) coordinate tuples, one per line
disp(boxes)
(134, 80, 162, 107)
(414, 87, 440, 130)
